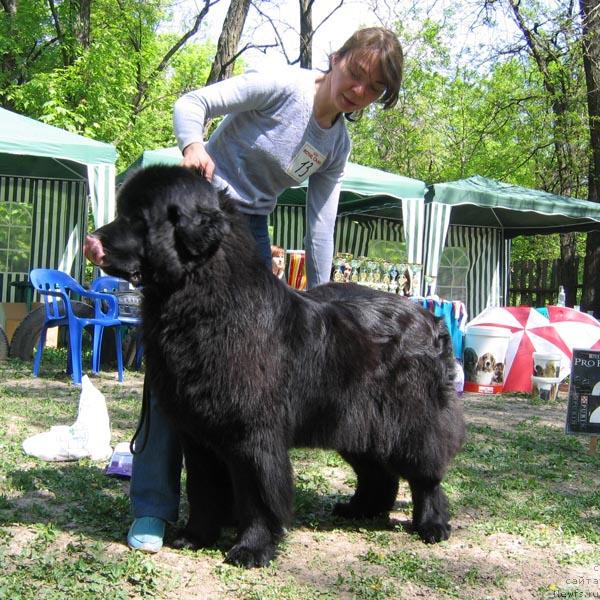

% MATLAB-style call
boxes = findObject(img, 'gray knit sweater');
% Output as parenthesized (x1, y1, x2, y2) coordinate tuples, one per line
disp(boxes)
(173, 65, 351, 286)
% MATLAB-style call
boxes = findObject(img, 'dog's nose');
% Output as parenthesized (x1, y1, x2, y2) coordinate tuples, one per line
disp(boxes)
(84, 235, 105, 265)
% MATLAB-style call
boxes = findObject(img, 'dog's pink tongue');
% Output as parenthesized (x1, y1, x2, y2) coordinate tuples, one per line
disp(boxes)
(84, 235, 105, 265)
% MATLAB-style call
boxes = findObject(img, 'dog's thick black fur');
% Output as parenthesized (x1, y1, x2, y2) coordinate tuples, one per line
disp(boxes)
(86, 165, 466, 568)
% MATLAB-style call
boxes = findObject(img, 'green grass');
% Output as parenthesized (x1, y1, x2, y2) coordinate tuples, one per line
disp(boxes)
(0, 527, 173, 598)
(449, 419, 600, 544)
(1, 355, 600, 598)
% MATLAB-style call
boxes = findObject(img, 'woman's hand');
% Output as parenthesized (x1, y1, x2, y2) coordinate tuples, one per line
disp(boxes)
(181, 142, 215, 181)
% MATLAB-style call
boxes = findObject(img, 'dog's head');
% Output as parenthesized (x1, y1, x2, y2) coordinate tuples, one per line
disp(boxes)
(476, 352, 495, 373)
(84, 165, 231, 287)
(492, 362, 504, 383)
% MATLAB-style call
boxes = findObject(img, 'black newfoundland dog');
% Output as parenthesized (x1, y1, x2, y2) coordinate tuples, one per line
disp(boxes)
(85, 165, 465, 568)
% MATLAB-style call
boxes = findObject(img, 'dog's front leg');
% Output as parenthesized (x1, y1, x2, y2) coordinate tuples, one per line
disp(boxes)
(224, 441, 293, 568)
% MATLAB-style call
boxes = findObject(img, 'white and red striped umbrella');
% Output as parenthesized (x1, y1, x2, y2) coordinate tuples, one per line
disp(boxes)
(465, 306, 592, 393)
(545, 306, 600, 355)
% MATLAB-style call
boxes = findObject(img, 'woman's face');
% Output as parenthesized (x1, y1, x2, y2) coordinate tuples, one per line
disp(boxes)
(329, 51, 386, 114)
(272, 255, 285, 274)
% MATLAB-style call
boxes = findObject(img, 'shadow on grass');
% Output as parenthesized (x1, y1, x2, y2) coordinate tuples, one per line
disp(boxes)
(4, 462, 131, 543)
(3, 459, 417, 552)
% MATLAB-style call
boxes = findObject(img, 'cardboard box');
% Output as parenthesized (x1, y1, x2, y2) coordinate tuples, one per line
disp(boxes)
(2, 302, 28, 343)
(0, 302, 56, 347)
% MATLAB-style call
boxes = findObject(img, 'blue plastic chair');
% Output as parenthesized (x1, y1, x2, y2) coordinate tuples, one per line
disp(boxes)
(90, 276, 143, 371)
(29, 269, 124, 384)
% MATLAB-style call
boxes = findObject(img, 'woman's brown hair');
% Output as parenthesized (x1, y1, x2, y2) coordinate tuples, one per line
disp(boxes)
(271, 245, 285, 258)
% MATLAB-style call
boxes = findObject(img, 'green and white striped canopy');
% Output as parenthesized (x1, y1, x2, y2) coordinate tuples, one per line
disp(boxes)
(424, 175, 600, 318)
(0, 108, 117, 301)
(0, 108, 117, 228)
(426, 175, 600, 237)
(0, 108, 116, 175)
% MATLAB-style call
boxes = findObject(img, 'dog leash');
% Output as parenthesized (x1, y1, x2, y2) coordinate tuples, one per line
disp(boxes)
(129, 373, 151, 455)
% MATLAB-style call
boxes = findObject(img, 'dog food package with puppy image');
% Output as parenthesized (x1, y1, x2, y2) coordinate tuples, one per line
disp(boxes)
(463, 326, 511, 394)
(566, 348, 600, 435)
(532, 352, 561, 378)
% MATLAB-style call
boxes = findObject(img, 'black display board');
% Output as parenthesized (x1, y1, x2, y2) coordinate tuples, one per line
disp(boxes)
(565, 348, 600, 435)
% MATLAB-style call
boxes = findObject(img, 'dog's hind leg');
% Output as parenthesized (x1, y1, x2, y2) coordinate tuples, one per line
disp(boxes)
(407, 477, 451, 543)
(171, 438, 233, 550)
(224, 442, 293, 568)
(390, 448, 453, 543)
(333, 452, 399, 519)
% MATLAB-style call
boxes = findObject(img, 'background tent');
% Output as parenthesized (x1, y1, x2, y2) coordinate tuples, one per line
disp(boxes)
(424, 175, 600, 318)
(0, 108, 117, 302)
(276, 161, 425, 270)
(121, 148, 427, 286)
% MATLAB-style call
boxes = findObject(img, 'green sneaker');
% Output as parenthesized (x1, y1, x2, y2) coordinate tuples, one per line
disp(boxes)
(127, 517, 165, 553)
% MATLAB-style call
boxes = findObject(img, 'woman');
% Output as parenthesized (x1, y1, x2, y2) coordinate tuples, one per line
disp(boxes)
(127, 26, 404, 553)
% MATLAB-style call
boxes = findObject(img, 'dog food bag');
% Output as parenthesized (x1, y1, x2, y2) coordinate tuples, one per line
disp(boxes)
(463, 326, 510, 394)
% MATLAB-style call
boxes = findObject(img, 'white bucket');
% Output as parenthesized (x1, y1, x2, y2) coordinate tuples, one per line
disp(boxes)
(463, 326, 511, 394)
(532, 352, 561, 379)
(531, 375, 560, 402)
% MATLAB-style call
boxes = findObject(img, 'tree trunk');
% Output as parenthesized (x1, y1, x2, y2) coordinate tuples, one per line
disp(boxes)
(0, 0, 16, 14)
(206, 0, 251, 85)
(580, 0, 600, 317)
(509, 0, 580, 308)
(558, 232, 579, 307)
(73, 0, 91, 49)
(299, 0, 313, 69)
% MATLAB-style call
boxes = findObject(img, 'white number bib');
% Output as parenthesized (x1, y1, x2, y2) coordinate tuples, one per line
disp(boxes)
(286, 143, 326, 183)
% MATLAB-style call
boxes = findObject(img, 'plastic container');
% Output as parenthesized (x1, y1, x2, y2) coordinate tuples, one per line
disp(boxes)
(532, 352, 561, 379)
(454, 360, 465, 395)
(463, 326, 511, 394)
(531, 375, 560, 402)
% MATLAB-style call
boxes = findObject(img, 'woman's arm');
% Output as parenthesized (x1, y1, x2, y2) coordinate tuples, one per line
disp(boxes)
(173, 70, 281, 160)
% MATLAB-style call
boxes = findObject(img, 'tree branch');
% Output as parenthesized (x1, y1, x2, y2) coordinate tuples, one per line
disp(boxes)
(46, 0, 69, 66)
(132, 0, 216, 113)
(251, 2, 294, 64)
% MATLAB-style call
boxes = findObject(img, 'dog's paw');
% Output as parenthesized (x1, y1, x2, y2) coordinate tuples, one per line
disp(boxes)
(415, 520, 451, 544)
(224, 543, 275, 568)
(170, 528, 219, 550)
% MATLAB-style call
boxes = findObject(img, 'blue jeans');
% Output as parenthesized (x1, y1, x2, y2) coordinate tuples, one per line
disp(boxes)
(130, 214, 271, 522)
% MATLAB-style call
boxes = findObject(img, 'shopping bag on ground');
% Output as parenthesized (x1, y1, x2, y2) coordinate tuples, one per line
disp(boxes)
(22, 376, 112, 461)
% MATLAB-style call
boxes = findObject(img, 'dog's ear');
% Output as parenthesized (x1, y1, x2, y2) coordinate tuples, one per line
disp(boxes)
(168, 203, 231, 260)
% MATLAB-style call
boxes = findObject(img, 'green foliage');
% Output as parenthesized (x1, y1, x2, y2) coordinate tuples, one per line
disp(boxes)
(351, 55, 570, 187)
(511, 232, 587, 261)
(1, 0, 216, 170)
(348, 9, 591, 263)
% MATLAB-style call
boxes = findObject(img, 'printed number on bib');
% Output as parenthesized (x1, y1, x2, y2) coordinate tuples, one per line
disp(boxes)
(286, 143, 326, 183)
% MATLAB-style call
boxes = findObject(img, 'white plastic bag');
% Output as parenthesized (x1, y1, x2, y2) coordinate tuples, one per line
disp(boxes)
(22, 376, 112, 461)
(454, 360, 465, 395)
